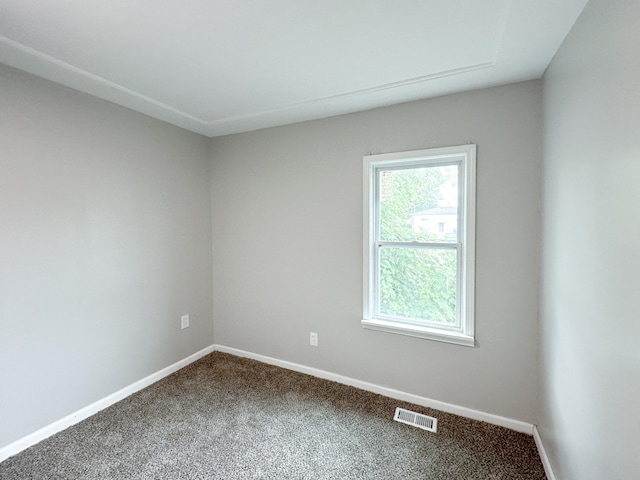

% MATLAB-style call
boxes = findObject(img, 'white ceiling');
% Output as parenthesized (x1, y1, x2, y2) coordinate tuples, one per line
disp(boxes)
(0, 0, 588, 137)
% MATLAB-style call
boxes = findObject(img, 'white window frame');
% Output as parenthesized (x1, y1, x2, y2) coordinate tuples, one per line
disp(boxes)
(362, 145, 476, 347)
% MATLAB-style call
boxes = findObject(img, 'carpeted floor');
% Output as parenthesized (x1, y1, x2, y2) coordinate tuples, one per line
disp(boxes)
(0, 352, 547, 479)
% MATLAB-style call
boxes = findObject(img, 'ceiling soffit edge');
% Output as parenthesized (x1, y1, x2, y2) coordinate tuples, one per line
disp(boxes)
(0, 34, 499, 137)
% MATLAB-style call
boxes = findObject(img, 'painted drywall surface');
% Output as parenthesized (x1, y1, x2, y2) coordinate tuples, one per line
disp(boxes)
(539, 0, 640, 478)
(0, 65, 213, 448)
(211, 81, 542, 423)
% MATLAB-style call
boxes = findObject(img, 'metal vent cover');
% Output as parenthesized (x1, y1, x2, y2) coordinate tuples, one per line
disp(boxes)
(393, 407, 437, 432)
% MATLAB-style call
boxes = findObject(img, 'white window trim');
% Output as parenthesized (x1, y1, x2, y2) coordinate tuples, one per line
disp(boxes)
(362, 145, 476, 347)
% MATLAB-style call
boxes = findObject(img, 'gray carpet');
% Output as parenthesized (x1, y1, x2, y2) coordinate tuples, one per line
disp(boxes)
(0, 352, 546, 479)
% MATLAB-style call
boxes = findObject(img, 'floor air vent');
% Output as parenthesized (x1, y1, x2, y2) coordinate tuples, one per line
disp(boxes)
(393, 407, 437, 432)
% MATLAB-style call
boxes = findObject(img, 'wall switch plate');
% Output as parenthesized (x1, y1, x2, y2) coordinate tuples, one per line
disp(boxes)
(181, 314, 190, 329)
(310, 332, 318, 347)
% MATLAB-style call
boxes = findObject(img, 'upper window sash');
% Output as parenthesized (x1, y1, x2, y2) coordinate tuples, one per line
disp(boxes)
(373, 160, 462, 246)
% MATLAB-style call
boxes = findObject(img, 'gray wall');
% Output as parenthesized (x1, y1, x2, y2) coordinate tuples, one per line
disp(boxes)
(539, 0, 640, 478)
(0, 65, 213, 448)
(211, 81, 542, 423)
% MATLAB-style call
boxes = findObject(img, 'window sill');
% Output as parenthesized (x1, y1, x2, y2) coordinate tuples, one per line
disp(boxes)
(361, 318, 475, 347)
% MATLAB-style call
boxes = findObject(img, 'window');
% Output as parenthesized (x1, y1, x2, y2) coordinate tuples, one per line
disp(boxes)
(362, 145, 476, 346)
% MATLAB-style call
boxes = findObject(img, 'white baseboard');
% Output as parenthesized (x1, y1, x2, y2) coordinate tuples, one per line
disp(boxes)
(2, 342, 536, 464)
(0, 345, 216, 463)
(533, 425, 557, 480)
(213, 344, 534, 435)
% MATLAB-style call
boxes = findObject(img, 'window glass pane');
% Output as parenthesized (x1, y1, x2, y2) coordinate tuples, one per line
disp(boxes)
(379, 164, 458, 243)
(379, 247, 457, 325)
